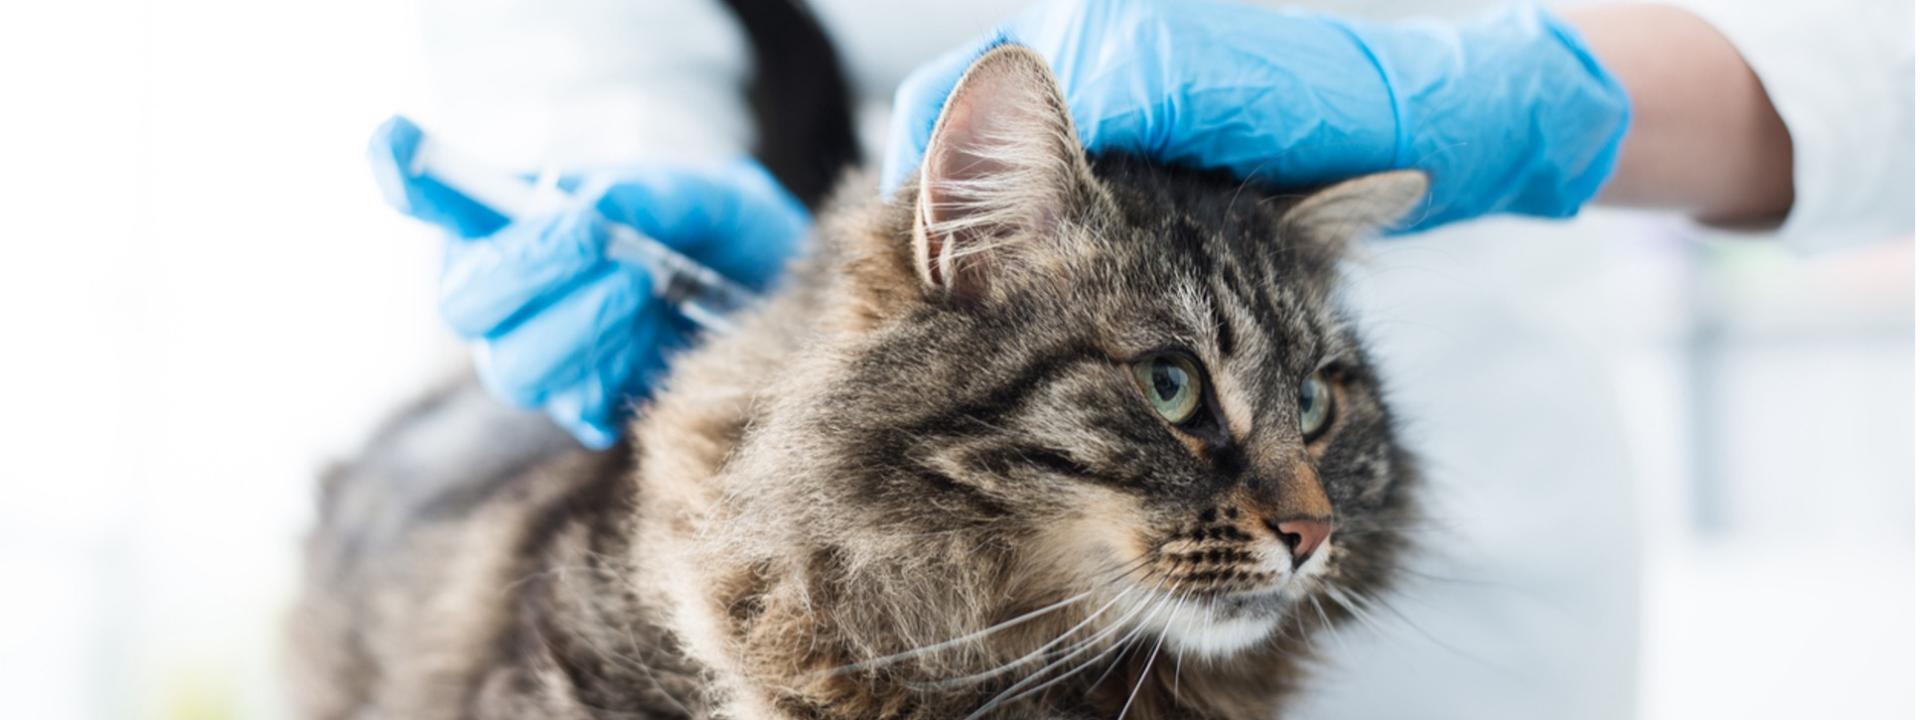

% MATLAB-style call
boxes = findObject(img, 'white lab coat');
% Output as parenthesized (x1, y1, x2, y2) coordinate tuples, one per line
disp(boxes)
(407, 1, 1913, 717)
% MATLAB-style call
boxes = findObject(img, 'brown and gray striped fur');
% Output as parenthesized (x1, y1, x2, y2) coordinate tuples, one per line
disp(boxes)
(290, 46, 1427, 719)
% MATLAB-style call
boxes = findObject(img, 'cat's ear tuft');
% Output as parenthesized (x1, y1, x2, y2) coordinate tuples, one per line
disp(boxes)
(913, 44, 1091, 301)
(1280, 170, 1430, 251)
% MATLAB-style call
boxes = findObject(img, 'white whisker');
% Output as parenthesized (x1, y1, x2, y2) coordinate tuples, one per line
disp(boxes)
(970, 591, 1183, 720)
(915, 586, 1137, 690)
(821, 590, 1096, 676)
(1084, 585, 1182, 691)
(963, 576, 1174, 719)
(1172, 592, 1203, 701)
(1116, 590, 1185, 719)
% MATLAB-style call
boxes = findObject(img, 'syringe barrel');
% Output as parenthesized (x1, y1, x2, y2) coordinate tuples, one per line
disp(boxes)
(603, 224, 759, 332)
(402, 119, 759, 334)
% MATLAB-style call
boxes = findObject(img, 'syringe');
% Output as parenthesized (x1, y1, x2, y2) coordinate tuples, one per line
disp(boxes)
(370, 115, 759, 334)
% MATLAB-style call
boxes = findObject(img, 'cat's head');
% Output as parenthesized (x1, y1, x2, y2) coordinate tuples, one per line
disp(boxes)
(721, 45, 1422, 680)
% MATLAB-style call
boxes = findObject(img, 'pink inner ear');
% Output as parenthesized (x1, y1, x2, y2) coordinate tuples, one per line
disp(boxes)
(923, 90, 1022, 221)
(912, 45, 1079, 299)
(923, 95, 1015, 290)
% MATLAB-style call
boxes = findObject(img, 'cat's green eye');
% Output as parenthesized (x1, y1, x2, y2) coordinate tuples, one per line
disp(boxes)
(1298, 373, 1333, 440)
(1131, 353, 1205, 425)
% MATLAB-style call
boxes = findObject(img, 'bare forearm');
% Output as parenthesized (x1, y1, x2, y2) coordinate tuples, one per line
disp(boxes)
(1569, 3, 1794, 224)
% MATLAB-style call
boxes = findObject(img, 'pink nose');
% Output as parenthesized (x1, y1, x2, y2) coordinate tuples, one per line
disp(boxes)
(1272, 519, 1332, 568)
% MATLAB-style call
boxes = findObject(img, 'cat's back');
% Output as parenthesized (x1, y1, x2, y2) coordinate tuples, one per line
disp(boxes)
(286, 376, 666, 718)
(285, 253, 836, 719)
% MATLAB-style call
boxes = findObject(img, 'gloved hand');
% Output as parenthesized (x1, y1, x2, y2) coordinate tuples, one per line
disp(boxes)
(370, 126, 809, 448)
(883, 0, 1631, 229)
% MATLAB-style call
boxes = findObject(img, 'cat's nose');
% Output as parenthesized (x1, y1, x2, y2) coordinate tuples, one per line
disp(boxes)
(1269, 519, 1332, 568)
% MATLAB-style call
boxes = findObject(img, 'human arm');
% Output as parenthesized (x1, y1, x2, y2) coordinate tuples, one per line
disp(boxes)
(1644, 0, 1915, 244)
(1567, 3, 1794, 225)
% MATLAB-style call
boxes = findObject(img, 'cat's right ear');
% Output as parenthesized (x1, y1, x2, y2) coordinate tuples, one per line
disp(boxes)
(1279, 170, 1430, 256)
(911, 44, 1093, 302)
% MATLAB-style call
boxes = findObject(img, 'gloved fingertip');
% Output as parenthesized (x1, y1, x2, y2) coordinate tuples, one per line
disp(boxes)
(366, 115, 422, 210)
(540, 375, 628, 449)
(367, 115, 512, 238)
(553, 407, 620, 450)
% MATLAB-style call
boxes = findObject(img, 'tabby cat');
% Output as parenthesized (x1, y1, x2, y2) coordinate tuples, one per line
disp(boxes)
(290, 45, 1425, 719)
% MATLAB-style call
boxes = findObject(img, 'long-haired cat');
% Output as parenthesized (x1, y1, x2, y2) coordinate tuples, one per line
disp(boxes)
(290, 45, 1426, 719)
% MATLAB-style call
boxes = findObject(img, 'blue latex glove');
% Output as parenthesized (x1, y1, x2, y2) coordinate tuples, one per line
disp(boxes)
(370, 132, 808, 448)
(883, 0, 1630, 229)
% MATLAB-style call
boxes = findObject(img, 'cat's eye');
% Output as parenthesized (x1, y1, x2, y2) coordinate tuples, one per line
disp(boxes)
(1298, 373, 1334, 440)
(1131, 353, 1205, 425)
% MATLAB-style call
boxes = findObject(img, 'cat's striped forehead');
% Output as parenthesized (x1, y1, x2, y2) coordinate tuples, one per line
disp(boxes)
(1070, 157, 1360, 427)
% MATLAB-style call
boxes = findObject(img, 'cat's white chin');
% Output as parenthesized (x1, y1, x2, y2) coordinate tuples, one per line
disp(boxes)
(1140, 546, 1336, 658)
(1148, 598, 1283, 658)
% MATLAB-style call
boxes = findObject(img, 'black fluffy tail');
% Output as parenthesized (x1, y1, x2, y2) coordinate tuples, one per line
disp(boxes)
(716, 0, 862, 209)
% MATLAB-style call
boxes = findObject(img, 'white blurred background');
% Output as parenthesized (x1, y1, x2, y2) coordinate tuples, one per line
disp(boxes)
(1, 0, 1911, 718)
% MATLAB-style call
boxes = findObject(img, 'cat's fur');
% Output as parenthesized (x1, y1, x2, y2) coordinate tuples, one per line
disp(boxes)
(290, 46, 1425, 719)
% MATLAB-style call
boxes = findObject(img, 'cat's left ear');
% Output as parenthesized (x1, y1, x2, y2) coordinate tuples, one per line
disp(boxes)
(1280, 170, 1430, 254)
(912, 44, 1096, 302)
